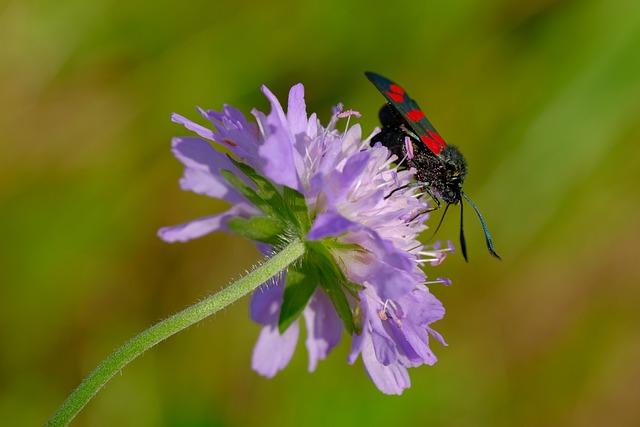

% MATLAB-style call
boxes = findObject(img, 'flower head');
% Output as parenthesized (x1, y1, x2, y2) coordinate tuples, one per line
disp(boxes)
(159, 83, 453, 394)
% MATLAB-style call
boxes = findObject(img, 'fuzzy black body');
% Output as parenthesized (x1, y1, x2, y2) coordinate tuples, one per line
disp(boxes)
(374, 104, 468, 205)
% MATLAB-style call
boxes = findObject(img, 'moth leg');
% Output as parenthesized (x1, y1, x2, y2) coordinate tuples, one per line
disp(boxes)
(408, 192, 441, 222)
(423, 188, 441, 212)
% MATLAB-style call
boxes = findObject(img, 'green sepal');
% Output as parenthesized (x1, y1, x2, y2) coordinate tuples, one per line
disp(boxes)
(227, 216, 285, 245)
(220, 169, 276, 216)
(317, 273, 355, 335)
(278, 266, 318, 333)
(306, 242, 356, 335)
(323, 238, 366, 253)
(226, 156, 288, 214)
(282, 186, 311, 233)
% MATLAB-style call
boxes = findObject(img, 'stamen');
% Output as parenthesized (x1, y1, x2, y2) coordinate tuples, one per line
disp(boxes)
(378, 156, 397, 172)
(416, 242, 455, 266)
(378, 298, 399, 321)
(424, 277, 452, 286)
(393, 153, 409, 170)
(404, 136, 414, 160)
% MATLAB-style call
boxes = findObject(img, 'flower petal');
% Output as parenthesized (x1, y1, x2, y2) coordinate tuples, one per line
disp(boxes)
(252, 322, 299, 378)
(303, 289, 342, 372)
(287, 83, 307, 136)
(405, 287, 446, 326)
(171, 113, 216, 140)
(371, 329, 397, 366)
(340, 149, 371, 191)
(254, 86, 303, 190)
(361, 334, 411, 395)
(199, 105, 263, 164)
(383, 319, 437, 366)
(171, 137, 243, 203)
(307, 211, 359, 240)
(157, 204, 247, 243)
(342, 229, 422, 300)
(319, 148, 371, 207)
(427, 326, 448, 346)
(258, 122, 301, 190)
(249, 276, 284, 325)
(348, 322, 366, 365)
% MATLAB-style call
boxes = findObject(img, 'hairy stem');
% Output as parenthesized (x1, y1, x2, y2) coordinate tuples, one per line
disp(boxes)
(47, 238, 305, 426)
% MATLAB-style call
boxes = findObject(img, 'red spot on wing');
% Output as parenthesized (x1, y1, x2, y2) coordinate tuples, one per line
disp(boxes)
(406, 109, 425, 121)
(385, 90, 404, 102)
(389, 84, 405, 95)
(385, 83, 406, 102)
(420, 130, 446, 155)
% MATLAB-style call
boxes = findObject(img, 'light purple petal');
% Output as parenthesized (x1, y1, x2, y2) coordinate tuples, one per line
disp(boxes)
(256, 85, 304, 190)
(303, 289, 342, 372)
(200, 104, 263, 163)
(316, 149, 371, 207)
(252, 322, 299, 378)
(371, 330, 397, 366)
(287, 83, 307, 136)
(307, 211, 359, 240)
(171, 113, 216, 140)
(340, 150, 371, 190)
(361, 334, 411, 395)
(171, 137, 243, 203)
(405, 287, 445, 326)
(383, 319, 437, 366)
(348, 312, 367, 365)
(306, 112, 318, 138)
(157, 204, 247, 243)
(359, 293, 397, 366)
(249, 275, 284, 325)
(427, 326, 448, 346)
(261, 85, 289, 128)
(342, 230, 421, 300)
(258, 123, 301, 190)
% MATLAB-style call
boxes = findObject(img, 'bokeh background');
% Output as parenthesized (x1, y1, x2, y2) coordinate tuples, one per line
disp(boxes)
(2, 0, 640, 425)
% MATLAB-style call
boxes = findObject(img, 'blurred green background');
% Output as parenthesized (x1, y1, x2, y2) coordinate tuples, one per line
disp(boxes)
(2, 0, 640, 425)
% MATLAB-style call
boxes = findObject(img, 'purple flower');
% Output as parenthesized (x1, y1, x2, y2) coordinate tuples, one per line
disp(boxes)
(160, 82, 453, 394)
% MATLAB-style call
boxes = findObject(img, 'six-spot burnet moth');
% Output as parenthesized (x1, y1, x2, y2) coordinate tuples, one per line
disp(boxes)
(365, 71, 500, 261)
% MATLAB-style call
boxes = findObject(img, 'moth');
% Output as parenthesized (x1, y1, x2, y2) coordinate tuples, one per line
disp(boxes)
(366, 71, 500, 261)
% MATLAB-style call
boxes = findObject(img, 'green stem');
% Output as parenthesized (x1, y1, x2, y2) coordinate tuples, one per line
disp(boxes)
(47, 238, 305, 426)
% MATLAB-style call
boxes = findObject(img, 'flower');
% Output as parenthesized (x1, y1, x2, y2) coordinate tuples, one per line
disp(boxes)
(159, 82, 453, 394)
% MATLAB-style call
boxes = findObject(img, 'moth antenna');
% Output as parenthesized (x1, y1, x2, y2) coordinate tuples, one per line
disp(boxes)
(428, 203, 451, 241)
(459, 199, 468, 262)
(462, 193, 501, 260)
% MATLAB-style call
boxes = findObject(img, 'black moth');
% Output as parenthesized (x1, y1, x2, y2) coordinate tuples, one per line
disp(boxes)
(365, 71, 500, 261)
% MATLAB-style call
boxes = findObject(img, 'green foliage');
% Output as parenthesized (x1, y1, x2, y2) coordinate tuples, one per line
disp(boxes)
(220, 169, 275, 216)
(227, 216, 285, 245)
(227, 156, 289, 218)
(278, 266, 317, 333)
(282, 186, 311, 232)
(305, 241, 358, 335)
